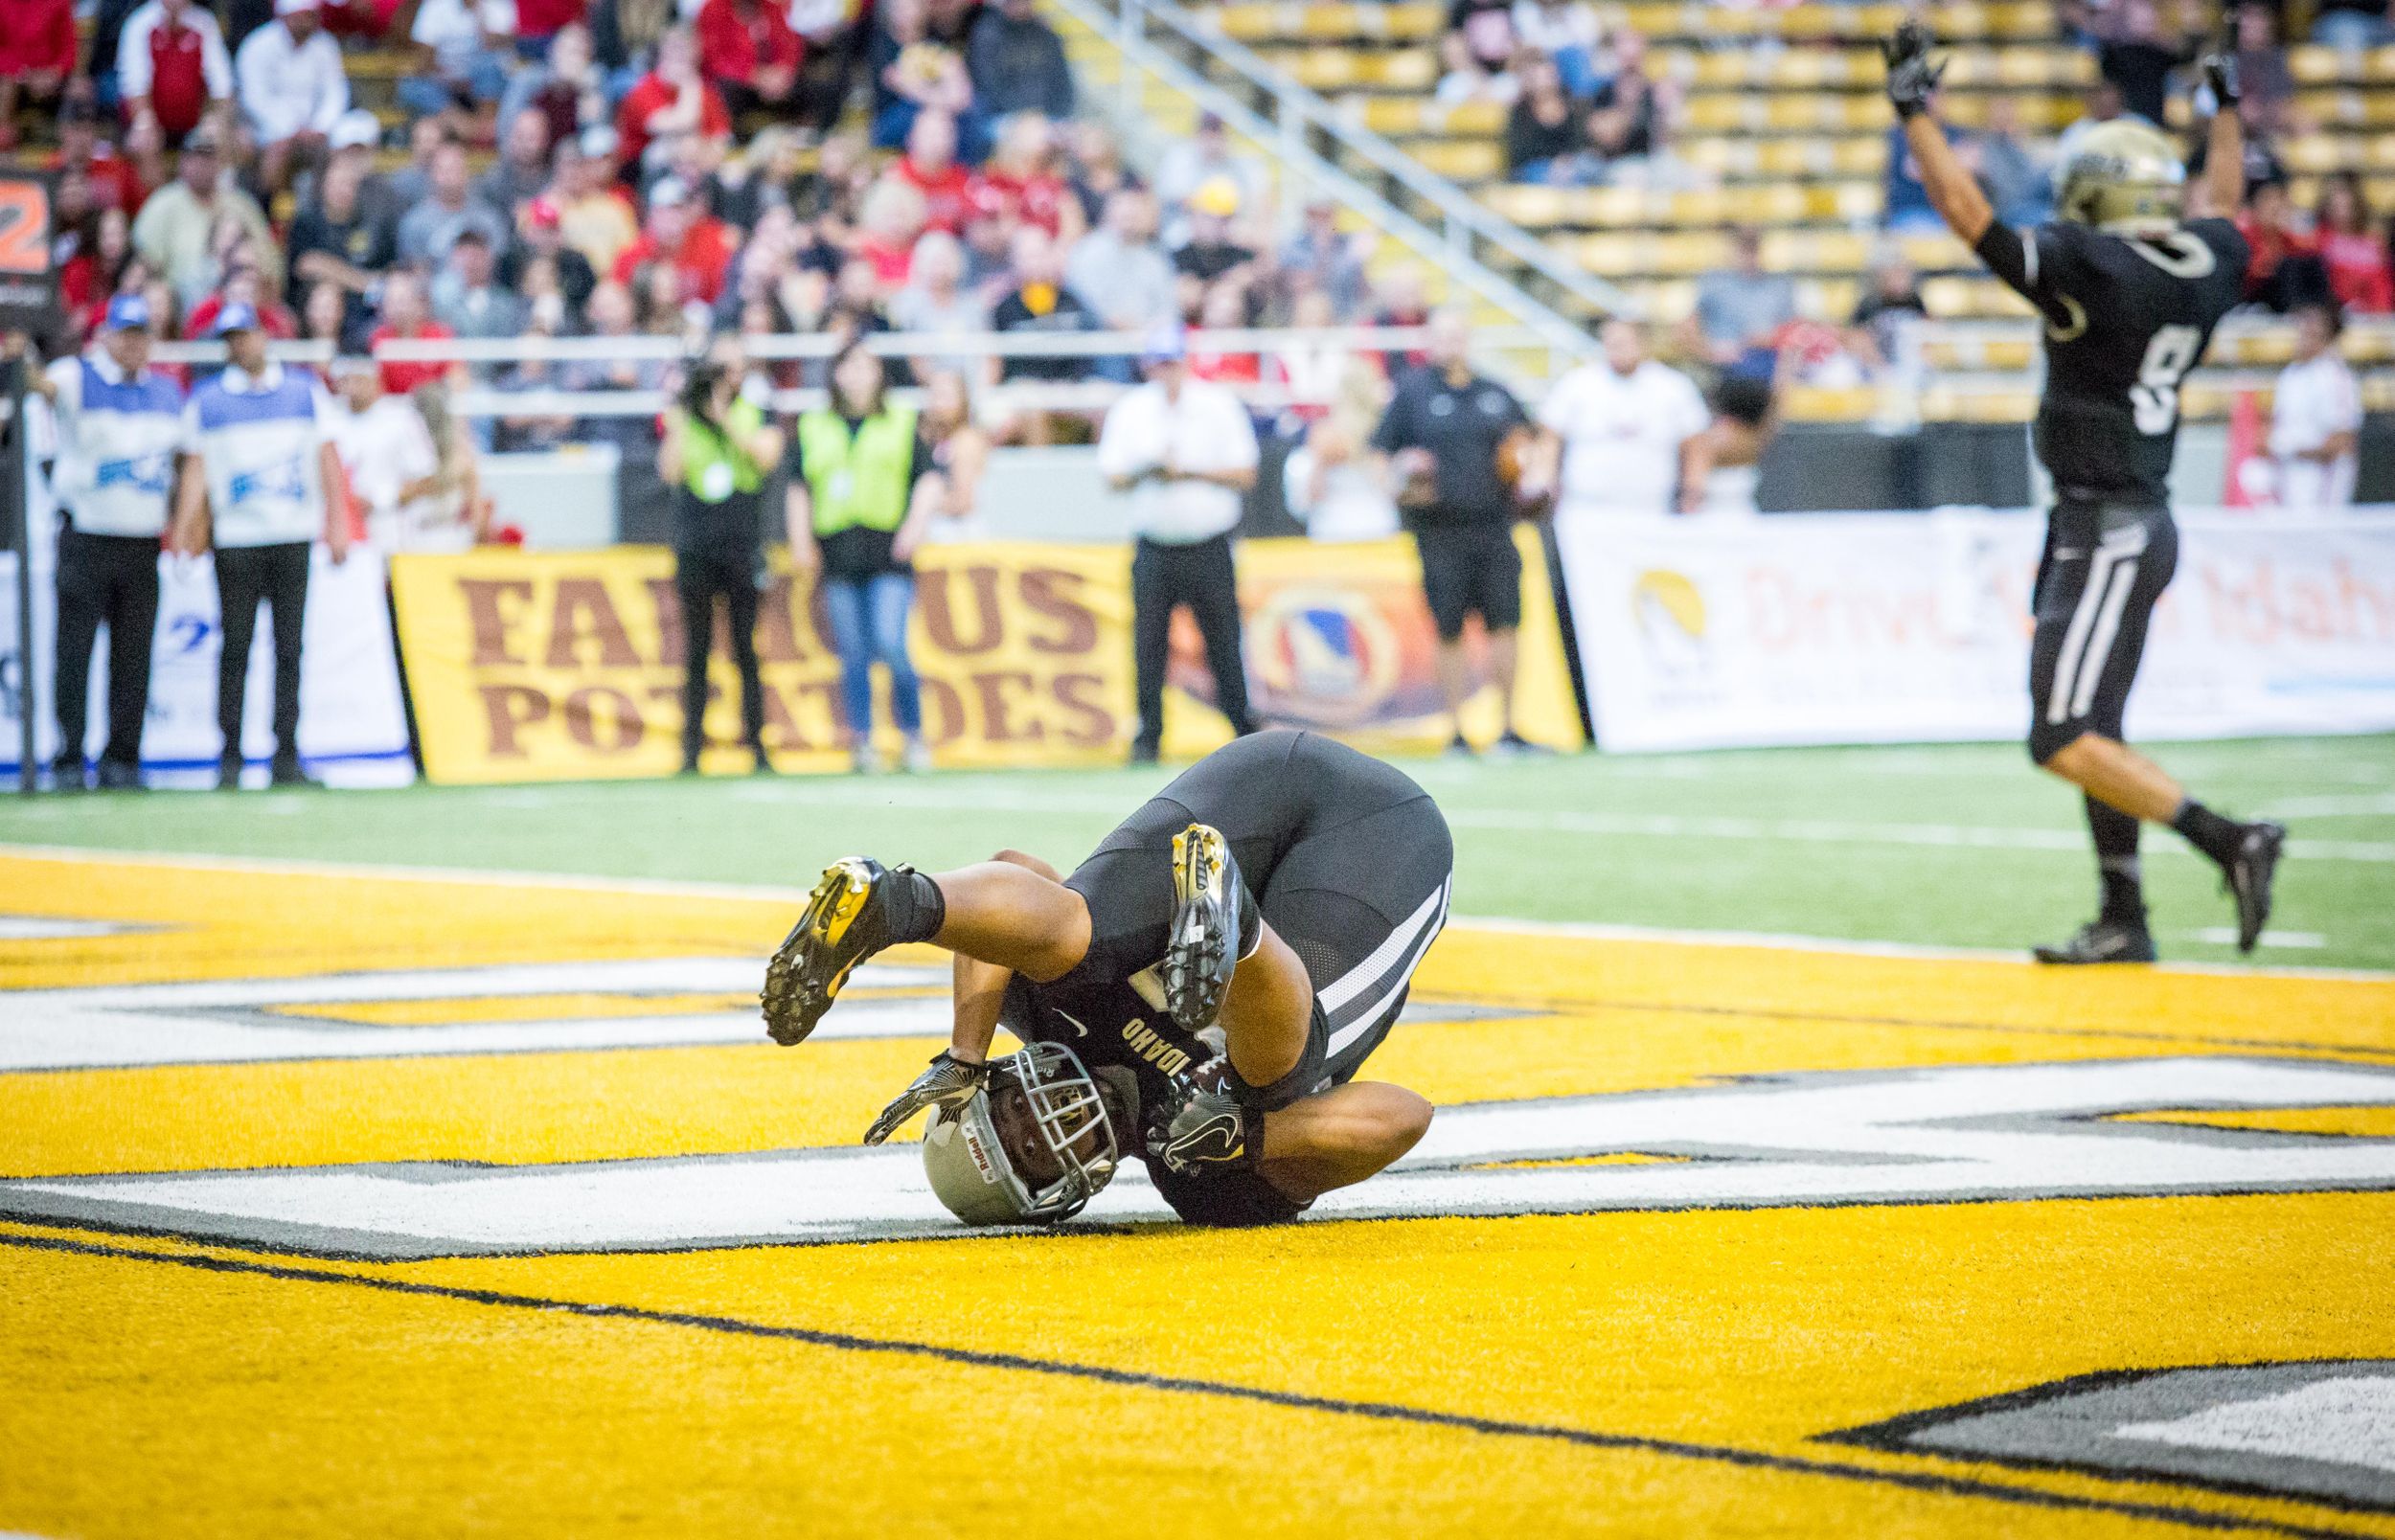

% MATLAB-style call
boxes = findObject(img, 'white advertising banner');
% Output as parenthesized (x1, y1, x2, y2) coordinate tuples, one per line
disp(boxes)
(1556, 510, 2395, 753)
(1, 542, 414, 786)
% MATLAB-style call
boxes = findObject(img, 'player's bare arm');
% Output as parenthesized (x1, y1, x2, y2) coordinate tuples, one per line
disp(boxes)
(1881, 23, 1990, 247)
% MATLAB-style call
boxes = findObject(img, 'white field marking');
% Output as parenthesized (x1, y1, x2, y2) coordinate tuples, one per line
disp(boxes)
(1445, 806, 2395, 863)
(2181, 928, 2331, 950)
(0, 959, 950, 1073)
(2260, 792, 2395, 819)
(0, 916, 148, 940)
(1445, 915, 2395, 983)
(3, 844, 2387, 985)
(9, 1057, 2392, 1257)
(2114, 1376, 2395, 1474)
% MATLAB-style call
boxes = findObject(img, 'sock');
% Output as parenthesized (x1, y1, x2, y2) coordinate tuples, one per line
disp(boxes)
(2086, 796, 2146, 926)
(885, 866, 947, 944)
(2171, 800, 2247, 868)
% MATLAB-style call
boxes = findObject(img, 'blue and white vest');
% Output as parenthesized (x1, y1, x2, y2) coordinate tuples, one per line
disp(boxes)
(51, 355, 185, 537)
(187, 364, 330, 549)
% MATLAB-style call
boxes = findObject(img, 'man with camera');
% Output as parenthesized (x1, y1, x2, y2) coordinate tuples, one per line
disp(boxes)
(659, 335, 785, 776)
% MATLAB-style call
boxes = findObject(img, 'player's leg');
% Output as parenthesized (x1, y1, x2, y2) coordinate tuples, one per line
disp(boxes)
(1417, 530, 1474, 749)
(1129, 541, 1170, 759)
(2029, 508, 2284, 956)
(1476, 525, 1528, 746)
(761, 850, 1092, 1045)
(213, 547, 266, 783)
(1188, 535, 1257, 736)
(50, 530, 104, 785)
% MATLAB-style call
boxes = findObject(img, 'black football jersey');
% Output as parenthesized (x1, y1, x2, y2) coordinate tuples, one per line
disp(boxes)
(1000, 962, 1210, 1136)
(1973, 217, 2249, 503)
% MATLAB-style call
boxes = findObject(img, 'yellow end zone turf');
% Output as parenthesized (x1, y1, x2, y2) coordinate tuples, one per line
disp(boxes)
(2, 850, 2392, 1538)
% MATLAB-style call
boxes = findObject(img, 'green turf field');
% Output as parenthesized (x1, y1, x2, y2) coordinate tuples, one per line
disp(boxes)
(7, 734, 2391, 970)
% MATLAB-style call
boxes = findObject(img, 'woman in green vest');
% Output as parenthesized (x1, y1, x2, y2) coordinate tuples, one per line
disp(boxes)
(660, 335, 785, 775)
(786, 341, 948, 773)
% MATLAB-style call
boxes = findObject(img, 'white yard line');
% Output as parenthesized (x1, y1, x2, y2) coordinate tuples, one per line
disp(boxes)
(5, 844, 2384, 983)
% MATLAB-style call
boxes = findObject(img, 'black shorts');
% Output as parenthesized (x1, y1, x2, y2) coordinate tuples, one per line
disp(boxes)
(1414, 524, 1523, 641)
(1062, 731, 1454, 1225)
(2025, 501, 2178, 763)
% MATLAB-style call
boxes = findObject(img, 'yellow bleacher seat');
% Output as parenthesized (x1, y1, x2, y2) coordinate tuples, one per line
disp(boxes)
(2286, 44, 2395, 84)
(1412, 139, 1506, 179)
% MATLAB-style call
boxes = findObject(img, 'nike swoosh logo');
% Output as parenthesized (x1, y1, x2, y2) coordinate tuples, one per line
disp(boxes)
(1167, 1112, 1244, 1166)
(1052, 1008, 1090, 1039)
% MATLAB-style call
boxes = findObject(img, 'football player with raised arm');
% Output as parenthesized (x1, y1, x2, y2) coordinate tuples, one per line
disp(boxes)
(1883, 22, 2286, 963)
(758, 730, 1451, 1228)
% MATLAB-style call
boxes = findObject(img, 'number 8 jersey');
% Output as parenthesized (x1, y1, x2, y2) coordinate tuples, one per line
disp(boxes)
(1973, 217, 2249, 504)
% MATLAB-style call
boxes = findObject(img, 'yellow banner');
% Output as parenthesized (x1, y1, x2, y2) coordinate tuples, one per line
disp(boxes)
(390, 532, 1581, 784)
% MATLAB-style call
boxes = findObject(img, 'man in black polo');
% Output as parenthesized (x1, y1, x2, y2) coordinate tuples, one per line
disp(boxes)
(1370, 306, 1537, 756)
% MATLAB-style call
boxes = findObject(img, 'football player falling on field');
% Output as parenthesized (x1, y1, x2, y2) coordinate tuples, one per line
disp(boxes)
(760, 730, 1452, 1227)
(1884, 21, 2285, 964)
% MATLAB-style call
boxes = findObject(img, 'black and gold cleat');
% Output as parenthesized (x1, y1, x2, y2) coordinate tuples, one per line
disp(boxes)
(1160, 824, 1249, 1033)
(2033, 917, 2157, 965)
(761, 857, 907, 1046)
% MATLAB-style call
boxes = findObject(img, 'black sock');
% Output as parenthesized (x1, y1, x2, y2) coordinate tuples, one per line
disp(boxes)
(2086, 796, 2146, 926)
(2171, 800, 2246, 868)
(885, 866, 947, 944)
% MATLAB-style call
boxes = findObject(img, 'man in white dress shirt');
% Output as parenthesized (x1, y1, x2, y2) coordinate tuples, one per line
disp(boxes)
(1094, 327, 1262, 762)
(1533, 319, 1712, 522)
(2270, 303, 2361, 511)
(235, 0, 350, 192)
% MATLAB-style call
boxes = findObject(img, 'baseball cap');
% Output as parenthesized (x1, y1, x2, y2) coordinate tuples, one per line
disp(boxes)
(211, 302, 262, 336)
(103, 293, 152, 332)
(1138, 324, 1186, 365)
(330, 108, 380, 152)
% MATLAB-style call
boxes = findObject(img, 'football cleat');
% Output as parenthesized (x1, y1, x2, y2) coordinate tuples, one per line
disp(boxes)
(2033, 918, 2157, 965)
(1160, 824, 1245, 1033)
(2224, 821, 2287, 956)
(761, 856, 905, 1046)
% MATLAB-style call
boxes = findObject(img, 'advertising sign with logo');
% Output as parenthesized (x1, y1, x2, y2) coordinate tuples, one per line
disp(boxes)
(390, 532, 1582, 784)
(1556, 510, 2395, 752)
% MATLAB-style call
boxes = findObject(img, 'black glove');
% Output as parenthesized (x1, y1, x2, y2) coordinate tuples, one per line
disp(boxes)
(1882, 20, 1947, 120)
(2202, 44, 2240, 108)
(861, 1051, 989, 1144)
(1145, 1059, 1261, 1174)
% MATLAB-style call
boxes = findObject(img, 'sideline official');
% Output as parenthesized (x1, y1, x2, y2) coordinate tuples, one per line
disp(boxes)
(27, 297, 185, 791)
(1370, 307, 1539, 757)
(660, 333, 784, 776)
(1095, 326, 1261, 763)
(172, 304, 351, 789)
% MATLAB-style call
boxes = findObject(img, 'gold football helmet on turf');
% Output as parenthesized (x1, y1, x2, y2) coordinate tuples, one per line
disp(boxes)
(2055, 120, 2187, 235)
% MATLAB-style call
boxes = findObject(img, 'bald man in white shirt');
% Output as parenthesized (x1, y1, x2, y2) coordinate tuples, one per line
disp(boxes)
(2270, 304, 2361, 511)
(1532, 319, 1712, 522)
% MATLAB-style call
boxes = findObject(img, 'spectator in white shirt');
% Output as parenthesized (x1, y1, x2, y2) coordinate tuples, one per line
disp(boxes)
(1095, 326, 1262, 761)
(2270, 303, 2363, 511)
(330, 354, 478, 555)
(236, 0, 350, 193)
(1532, 318, 1712, 522)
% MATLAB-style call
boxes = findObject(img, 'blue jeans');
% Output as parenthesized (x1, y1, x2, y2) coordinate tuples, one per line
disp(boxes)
(821, 572, 923, 737)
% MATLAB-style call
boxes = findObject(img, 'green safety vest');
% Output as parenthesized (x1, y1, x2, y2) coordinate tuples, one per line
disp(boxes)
(797, 406, 918, 537)
(679, 396, 769, 504)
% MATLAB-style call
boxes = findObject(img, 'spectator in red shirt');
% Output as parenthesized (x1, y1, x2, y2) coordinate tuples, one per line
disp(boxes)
(184, 264, 298, 339)
(607, 176, 736, 305)
(514, 0, 585, 51)
(1186, 280, 1260, 385)
(613, 24, 729, 173)
(117, 0, 235, 146)
(2236, 179, 2331, 313)
(0, 0, 76, 150)
(369, 270, 467, 394)
(696, 0, 800, 117)
(48, 100, 149, 216)
(890, 108, 972, 234)
(60, 206, 135, 324)
(2315, 172, 2394, 316)
(969, 111, 1077, 241)
(852, 176, 927, 294)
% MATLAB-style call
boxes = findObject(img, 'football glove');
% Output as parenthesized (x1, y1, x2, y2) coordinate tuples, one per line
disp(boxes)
(2201, 44, 2241, 108)
(1146, 1060, 1262, 1174)
(1881, 20, 1947, 120)
(862, 1051, 990, 1144)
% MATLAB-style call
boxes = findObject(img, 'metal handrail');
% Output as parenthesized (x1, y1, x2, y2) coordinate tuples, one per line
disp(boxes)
(1108, 0, 1629, 322)
(1041, 0, 1600, 368)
